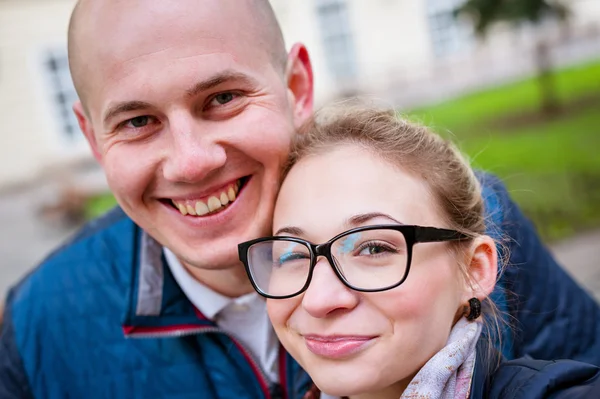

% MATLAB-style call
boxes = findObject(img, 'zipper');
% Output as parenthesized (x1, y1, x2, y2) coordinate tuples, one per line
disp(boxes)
(127, 325, 274, 398)
(198, 326, 273, 393)
(125, 327, 208, 339)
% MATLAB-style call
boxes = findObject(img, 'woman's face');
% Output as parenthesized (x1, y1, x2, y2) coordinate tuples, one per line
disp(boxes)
(268, 145, 470, 398)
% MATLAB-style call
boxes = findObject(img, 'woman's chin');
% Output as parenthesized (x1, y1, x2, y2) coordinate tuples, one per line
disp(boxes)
(312, 376, 366, 398)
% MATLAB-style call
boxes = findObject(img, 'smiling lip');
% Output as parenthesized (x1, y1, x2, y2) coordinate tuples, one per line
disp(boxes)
(303, 335, 377, 359)
(161, 176, 250, 226)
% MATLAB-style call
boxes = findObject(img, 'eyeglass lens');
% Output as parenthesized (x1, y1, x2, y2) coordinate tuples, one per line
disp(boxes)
(246, 229, 409, 297)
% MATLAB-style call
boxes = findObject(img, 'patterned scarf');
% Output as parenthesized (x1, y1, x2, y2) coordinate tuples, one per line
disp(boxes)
(400, 317, 483, 399)
(306, 318, 482, 399)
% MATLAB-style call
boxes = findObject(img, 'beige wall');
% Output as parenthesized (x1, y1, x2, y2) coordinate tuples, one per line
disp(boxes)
(348, 0, 433, 96)
(0, 0, 83, 189)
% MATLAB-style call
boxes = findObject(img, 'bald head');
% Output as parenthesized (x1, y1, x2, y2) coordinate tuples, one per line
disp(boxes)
(68, 0, 288, 112)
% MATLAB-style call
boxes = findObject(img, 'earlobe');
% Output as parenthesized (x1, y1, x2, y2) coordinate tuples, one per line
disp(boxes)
(285, 43, 314, 129)
(73, 101, 103, 164)
(465, 236, 498, 301)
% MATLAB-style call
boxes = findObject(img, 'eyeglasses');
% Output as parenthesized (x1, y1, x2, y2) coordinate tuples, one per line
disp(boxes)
(238, 224, 469, 299)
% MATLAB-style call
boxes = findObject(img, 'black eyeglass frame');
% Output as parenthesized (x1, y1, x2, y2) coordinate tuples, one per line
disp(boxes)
(238, 224, 470, 299)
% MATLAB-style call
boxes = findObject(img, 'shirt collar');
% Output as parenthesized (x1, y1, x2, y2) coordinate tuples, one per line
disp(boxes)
(163, 247, 231, 319)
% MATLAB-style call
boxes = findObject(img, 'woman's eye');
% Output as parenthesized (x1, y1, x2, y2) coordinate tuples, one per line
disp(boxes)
(277, 252, 309, 265)
(358, 244, 392, 256)
(213, 92, 235, 105)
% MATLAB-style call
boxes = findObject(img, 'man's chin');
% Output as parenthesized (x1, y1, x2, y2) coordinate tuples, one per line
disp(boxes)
(174, 246, 241, 271)
(179, 252, 254, 296)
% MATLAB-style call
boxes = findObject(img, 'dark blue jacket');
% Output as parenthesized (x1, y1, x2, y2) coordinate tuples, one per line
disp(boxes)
(0, 210, 311, 398)
(471, 348, 600, 398)
(1, 173, 599, 398)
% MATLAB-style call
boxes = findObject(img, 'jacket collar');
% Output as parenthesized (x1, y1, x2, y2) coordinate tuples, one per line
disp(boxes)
(470, 340, 503, 399)
(122, 228, 213, 336)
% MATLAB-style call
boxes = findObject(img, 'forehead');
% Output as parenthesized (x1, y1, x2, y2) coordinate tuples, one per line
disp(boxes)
(273, 146, 445, 238)
(77, 0, 278, 115)
(81, 0, 270, 59)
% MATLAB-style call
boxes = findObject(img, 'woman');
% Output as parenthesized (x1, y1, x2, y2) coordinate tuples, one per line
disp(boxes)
(238, 107, 600, 398)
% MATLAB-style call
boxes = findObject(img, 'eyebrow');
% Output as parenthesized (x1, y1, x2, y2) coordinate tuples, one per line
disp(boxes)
(103, 101, 153, 125)
(185, 70, 259, 98)
(345, 212, 404, 227)
(102, 71, 259, 125)
(274, 226, 305, 236)
(273, 212, 403, 237)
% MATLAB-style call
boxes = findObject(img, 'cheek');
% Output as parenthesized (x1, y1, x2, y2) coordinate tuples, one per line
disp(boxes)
(378, 256, 463, 325)
(266, 298, 297, 330)
(235, 108, 294, 165)
(267, 298, 307, 365)
(103, 146, 156, 202)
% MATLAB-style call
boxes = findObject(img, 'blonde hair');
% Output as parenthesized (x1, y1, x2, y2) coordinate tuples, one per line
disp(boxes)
(284, 105, 508, 365)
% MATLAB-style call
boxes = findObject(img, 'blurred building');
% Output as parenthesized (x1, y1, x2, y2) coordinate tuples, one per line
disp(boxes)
(0, 0, 88, 190)
(0, 0, 599, 189)
(274, 0, 600, 106)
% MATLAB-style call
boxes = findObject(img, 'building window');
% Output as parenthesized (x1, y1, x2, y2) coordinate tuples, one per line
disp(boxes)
(316, 0, 358, 82)
(42, 48, 81, 144)
(427, 0, 472, 57)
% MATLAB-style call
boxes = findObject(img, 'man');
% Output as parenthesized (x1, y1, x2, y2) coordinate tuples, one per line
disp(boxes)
(1, 0, 598, 398)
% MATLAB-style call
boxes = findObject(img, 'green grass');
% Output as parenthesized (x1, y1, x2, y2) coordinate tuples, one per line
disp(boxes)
(460, 107, 600, 240)
(408, 59, 600, 136)
(405, 59, 600, 241)
(85, 192, 117, 220)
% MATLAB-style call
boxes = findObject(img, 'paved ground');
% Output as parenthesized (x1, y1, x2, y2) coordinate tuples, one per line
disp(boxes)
(550, 229, 600, 303)
(0, 185, 79, 298)
(0, 186, 599, 302)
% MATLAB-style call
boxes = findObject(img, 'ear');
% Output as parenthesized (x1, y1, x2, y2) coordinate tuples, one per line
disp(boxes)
(73, 101, 103, 164)
(285, 43, 314, 129)
(463, 235, 498, 302)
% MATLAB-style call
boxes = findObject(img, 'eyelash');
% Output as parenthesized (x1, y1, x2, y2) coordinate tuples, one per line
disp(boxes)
(355, 241, 398, 255)
(116, 116, 158, 133)
(205, 91, 242, 109)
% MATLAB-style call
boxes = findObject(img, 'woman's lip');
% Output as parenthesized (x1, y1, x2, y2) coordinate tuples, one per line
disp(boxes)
(303, 335, 377, 359)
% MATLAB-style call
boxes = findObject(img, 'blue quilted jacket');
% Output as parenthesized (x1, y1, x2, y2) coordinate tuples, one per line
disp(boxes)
(1, 173, 599, 398)
(471, 347, 600, 398)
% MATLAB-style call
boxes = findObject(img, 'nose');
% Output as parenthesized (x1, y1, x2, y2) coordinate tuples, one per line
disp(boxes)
(301, 258, 359, 318)
(162, 117, 227, 183)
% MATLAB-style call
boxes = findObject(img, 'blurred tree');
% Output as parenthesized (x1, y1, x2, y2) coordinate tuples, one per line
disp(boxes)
(456, 0, 570, 114)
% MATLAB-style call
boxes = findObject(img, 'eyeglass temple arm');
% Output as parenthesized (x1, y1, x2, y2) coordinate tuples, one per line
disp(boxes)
(414, 226, 470, 243)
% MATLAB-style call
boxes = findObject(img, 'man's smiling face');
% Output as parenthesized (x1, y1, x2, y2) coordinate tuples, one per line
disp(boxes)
(71, 0, 313, 292)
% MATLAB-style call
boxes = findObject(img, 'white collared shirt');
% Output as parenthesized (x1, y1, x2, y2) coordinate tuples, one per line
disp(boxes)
(164, 247, 340, 398)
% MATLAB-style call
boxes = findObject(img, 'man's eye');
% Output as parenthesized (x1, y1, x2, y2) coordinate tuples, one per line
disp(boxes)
(127, 116, 150, 128)
(213, 92, 235, 105)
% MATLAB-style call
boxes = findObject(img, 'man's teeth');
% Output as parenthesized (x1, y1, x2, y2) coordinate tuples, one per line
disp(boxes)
(176, 203, 188, 216)
(172, 182, 240, 217)
(196, 201, 209, 216)
(207, 196, 222, 212)
(219, 192, 229, 206)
